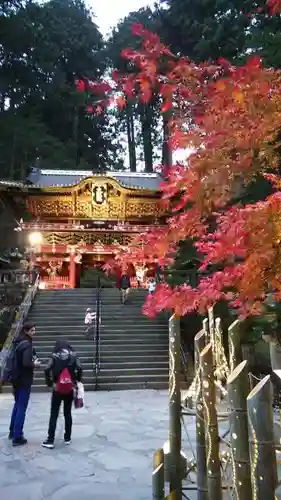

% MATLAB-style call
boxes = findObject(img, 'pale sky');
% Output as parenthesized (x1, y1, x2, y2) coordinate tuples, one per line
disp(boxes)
(87, 0, 156, 36)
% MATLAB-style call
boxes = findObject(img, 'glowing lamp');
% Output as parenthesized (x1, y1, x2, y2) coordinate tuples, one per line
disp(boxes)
(29, 232, 43, 246)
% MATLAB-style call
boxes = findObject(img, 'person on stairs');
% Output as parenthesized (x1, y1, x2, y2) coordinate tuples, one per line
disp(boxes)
(9, 322, 40, 447)
(119, 273, 131, 304)
(148, 277, 156, 294)
(42, 340, 82, 449)
(84, 307, 98, 338)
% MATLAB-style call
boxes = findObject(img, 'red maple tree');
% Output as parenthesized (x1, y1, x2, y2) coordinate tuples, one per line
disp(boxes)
(267, 0, 281, 14)
(77, 1, 281, 317)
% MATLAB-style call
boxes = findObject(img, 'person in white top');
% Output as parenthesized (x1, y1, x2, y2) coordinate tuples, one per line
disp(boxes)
(148, 278, 156, 294)
(84, 308, 97, 337)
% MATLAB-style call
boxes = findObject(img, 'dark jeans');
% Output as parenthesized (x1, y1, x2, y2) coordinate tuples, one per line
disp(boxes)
(47, 391, 73, 441)
(10, 385, 31, 440)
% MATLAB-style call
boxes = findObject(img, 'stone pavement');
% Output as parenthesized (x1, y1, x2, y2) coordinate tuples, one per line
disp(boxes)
(0, 390, 199, 500)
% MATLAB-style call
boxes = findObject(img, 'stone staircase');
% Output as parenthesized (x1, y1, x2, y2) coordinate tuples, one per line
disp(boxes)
(98, 288, 168, 390)
(27, 288, 168, 392)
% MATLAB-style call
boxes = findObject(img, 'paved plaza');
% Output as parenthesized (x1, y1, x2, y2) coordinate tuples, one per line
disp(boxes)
(0, 390, 198, 500)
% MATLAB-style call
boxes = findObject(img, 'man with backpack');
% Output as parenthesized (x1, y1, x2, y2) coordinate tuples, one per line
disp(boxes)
(42, 340, 82, 449)
(7, 321, 39, 447)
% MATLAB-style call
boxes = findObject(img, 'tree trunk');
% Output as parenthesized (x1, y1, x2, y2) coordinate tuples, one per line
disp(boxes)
(140, 103, 153, 173)
(10, 129, 17, 180)
(162, 113, 172, 169)
(126, 104, 136, 172)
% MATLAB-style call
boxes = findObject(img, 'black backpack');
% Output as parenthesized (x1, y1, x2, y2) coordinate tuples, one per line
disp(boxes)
(1, 340, 28, 385)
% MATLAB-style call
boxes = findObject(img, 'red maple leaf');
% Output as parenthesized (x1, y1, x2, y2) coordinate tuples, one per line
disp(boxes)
(131, 23, 147, 37)
(75, 79, 85, 92)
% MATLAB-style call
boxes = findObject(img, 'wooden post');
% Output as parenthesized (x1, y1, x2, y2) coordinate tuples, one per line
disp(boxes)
(194, 330, 208, 500)
(168, 315, 182, 500)
(228, 320, 242, 373)
(200, 343, 222, 500)
(247, 375, 277, 500)
(69, 249, 76, 289)
(227, 360, 252, 500)
(152, 449, 165, 500)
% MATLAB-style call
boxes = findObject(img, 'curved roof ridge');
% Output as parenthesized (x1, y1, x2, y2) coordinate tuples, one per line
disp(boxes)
(27, 167, 162, 190)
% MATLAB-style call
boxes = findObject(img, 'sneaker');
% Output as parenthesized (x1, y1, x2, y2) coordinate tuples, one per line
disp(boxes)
(12, 437, 27, 447)
(8, 432, 13, 440)
(64, 439, 71, 445)
(42, 439, 54, 449)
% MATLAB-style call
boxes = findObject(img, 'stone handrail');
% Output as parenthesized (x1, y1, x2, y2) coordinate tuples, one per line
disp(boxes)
(0, 273, 40, 377)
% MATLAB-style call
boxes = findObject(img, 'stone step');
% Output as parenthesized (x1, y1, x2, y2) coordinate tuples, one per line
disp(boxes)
(34, 330, 167, 338)
(97, 373, 168, 386)
(34, 329, 167, 338)
(33, 324, 166, 332)
(34, 346, 168, 356)
(35, 349, 168, 358)
(34, 339, 168, 349)
(101, 360, 168, 369)
(32, 312, 162, 319)
(34, 337, 167, 346)
(33, 359, 168, 370)
(34, 339, 168, 355)
(96, 380, 168, 391)
(30, 304, 147, 311)
(34, 325, 166, 332)
(33, 366, 168, 383)
(30, 319, 165, 327)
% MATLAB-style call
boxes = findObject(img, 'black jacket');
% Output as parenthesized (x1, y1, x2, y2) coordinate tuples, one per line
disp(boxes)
(120, 275, 130, 289)
(14, 334, 34, 387)
(45, 345, 82, 389)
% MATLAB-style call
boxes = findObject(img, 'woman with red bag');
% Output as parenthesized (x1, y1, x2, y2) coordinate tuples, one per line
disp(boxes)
(42, 340, 83, 449)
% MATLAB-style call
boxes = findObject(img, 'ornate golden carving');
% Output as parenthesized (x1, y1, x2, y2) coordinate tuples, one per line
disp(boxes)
(42, 232, 133, 246)
(108, 201, 121, 219)
(108, 184, 121, 197)
(76, 200, 90, 218)
(91, 203, 108, 219)
(27, 197, 73, 217)
(126, 201, 160, 217)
